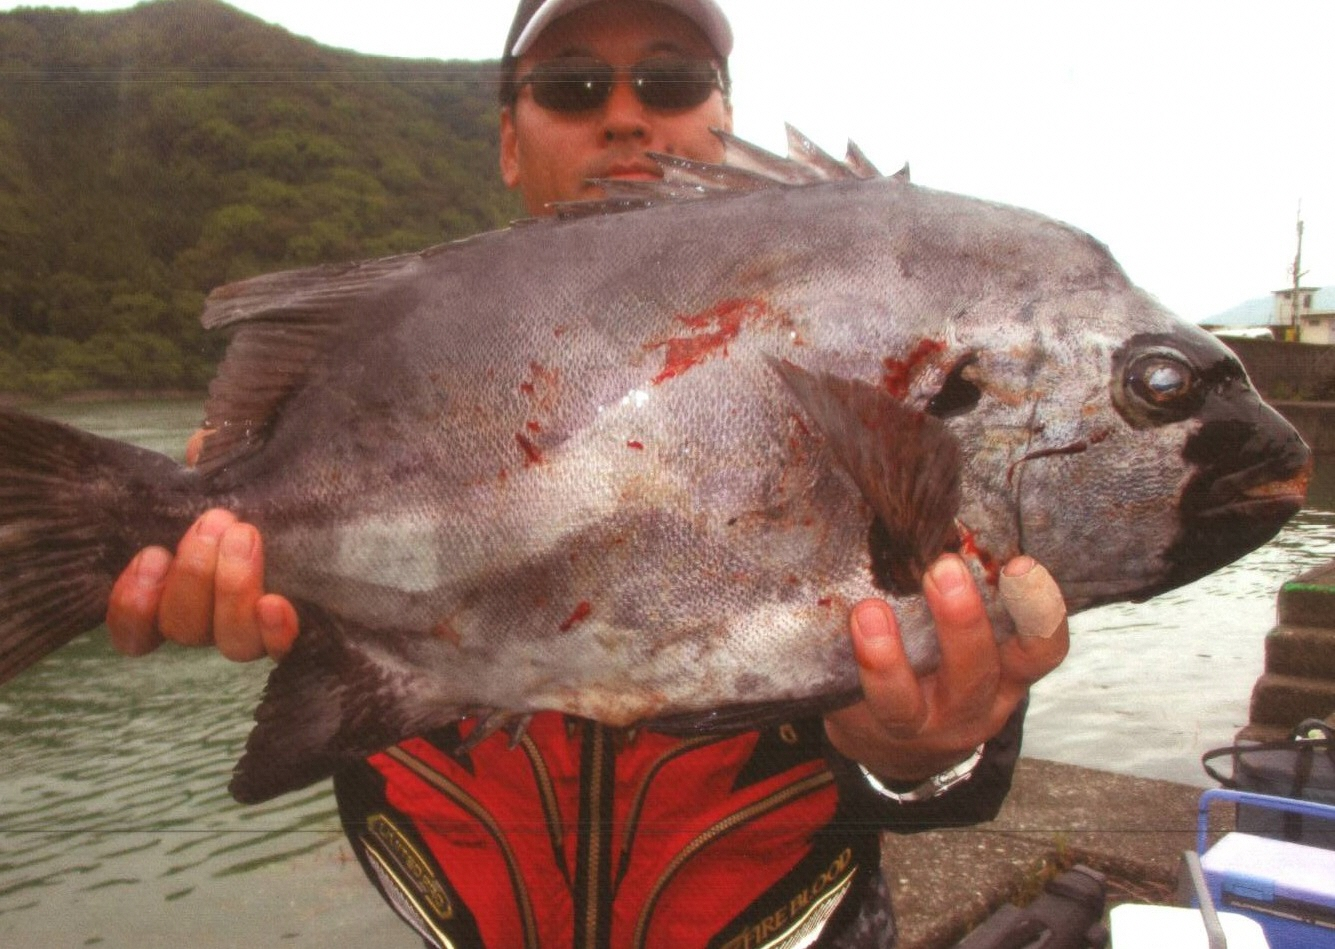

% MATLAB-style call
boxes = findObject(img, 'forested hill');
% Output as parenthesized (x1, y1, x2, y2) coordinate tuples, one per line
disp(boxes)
(0, 0, 522, 397)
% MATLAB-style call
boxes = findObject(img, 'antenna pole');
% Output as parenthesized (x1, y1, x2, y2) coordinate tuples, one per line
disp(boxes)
(1290, 205, 1305, 342)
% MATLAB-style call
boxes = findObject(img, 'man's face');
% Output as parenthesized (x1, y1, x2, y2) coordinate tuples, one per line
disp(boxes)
(501, 0, 733, 216)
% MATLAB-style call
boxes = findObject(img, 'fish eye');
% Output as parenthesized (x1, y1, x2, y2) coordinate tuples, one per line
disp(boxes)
(1114, 349, 1202, 426)
(1130, 356, 1194, 406)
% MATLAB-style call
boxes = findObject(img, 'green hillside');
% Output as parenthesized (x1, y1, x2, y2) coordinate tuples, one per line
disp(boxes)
(0, 0, 521, 397)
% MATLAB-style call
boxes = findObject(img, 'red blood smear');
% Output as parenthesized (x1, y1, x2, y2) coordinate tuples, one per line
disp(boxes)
(560, 601, 592, 632)
(516, 432, 544, 466)
(882, 338, 948, 398)
(956, 526, 1001, 586)
(649, 298, 771, 384)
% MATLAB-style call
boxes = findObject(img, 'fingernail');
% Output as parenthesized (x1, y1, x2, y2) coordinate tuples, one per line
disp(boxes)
(1002, 555, 1036, 578)
(929, 555, 968, 595)
(220, 525, 255, 563)
(850, 601, 895, 671)
(134, 547, 171, 587)
(851, 602, 892, 643)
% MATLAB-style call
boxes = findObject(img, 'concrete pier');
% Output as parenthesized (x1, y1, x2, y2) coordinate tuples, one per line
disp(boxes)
(1244, 558, 1335, 741)
(884, 759, 1229, 948)
(887, 559, 1335, 947)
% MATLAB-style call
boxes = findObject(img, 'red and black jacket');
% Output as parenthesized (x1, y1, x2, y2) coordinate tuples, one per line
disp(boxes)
(334, 706, 1024, 949)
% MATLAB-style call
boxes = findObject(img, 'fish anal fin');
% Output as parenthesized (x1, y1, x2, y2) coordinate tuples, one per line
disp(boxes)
(769, 358, 962, 595)
(229, 604, 460, 804)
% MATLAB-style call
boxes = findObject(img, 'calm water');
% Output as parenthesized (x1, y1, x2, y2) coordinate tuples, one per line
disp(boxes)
(1, 399, 1332, 947)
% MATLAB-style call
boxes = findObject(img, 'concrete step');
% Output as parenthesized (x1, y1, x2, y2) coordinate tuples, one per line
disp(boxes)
(1265, 624, 1335, 679)
(1249, 671, 1335, 727)
(1278, 559, 1335, 627)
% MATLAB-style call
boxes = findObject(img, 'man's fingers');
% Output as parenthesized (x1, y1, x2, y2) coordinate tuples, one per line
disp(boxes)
(106, 546, 171, 656)
(212, 523, 267, 662)
(258, 595, 300, 662)
(184, 428, 211, 467)
(846, 598, 927, 736)
(922, 555, 999, 712)
(158, 509, 236, 646)
(998, 557, 1071, 684)
(999, 557, 1066, 640)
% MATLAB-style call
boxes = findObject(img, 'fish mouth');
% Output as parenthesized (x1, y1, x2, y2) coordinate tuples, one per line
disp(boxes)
(1193, 458, 1311, 523)
(1161, 442, 1311, 597)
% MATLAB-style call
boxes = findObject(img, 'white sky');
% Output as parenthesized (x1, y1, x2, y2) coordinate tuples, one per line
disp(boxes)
(5, 0, 1334, 320)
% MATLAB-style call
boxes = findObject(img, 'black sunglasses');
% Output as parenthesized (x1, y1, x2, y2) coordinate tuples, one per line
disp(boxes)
(517, 56, 723, 113)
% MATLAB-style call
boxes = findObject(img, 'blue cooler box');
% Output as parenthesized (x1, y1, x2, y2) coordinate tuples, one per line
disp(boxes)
(1198, 789, 1335, 948)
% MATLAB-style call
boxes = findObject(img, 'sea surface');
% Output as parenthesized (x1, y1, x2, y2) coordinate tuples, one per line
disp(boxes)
(1, 398, 1332, 947)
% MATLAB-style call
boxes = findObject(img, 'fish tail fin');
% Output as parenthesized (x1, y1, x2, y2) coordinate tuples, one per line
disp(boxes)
(231, 605, 462, 804)
(0, 407, 197, 684)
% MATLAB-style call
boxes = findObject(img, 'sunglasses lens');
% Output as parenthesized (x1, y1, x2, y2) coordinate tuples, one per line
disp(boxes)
(521, 58, 720, 113)
(526, 61, 615, 112)
(632, 59, 720, 110)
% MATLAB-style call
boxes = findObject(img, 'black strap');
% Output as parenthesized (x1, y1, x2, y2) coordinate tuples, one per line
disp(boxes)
(1201, 718, 1335, 791)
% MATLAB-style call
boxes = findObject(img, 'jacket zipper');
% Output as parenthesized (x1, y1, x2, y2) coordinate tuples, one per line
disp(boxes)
(614, 735, 717, 892)
(575, 720, 615, 949)
(631, 769, 835, 949)
(384, 745, 541, 949)
(518, 731, 573, 889)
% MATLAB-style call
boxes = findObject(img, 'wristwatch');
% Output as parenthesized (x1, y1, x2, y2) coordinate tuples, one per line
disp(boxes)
(858, 744, 985, 804)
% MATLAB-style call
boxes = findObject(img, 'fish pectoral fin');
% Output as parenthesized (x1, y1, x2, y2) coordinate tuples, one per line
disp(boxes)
(230, 604, 460, 805)
(769, 358, 962, 595)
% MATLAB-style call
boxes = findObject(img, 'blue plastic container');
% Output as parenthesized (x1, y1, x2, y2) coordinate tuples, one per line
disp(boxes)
(1197, 788, 1335, 948)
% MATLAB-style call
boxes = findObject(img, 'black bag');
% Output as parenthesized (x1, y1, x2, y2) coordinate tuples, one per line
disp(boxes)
(952, 865, 1108, 949)
(1201, 718, 1335, 849)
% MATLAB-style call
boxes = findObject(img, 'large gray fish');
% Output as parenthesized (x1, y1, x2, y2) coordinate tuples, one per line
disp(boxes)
(0, 130, 1310, 803)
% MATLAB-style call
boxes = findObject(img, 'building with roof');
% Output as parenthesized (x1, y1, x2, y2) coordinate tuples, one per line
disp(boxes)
(1200, 286, 1335, 343)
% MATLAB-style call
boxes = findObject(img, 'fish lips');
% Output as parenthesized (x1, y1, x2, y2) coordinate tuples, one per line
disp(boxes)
(1166, 416, 1310, 591)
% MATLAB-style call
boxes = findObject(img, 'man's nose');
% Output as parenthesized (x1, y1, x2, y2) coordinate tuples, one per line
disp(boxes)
(600, 79, 649, 140)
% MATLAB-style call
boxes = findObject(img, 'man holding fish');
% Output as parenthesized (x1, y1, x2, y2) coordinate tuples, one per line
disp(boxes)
(105, 1, 1070, 945)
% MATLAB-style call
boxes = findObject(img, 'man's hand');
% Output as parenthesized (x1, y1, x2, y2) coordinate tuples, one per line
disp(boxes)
(824, 554, 1069, 783)
(105, 509, 299, 663)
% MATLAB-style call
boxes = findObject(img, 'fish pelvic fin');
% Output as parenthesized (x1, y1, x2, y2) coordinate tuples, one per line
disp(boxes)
(0, 408, 200, 684)
(647, 690, 862, 737)
(769, 359, 962, 596)
(230, 604, 465, 804)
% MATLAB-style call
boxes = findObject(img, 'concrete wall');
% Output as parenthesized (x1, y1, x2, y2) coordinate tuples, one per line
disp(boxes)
(1274, 401, 1335, 454)
(1222, 338, 1335, 400)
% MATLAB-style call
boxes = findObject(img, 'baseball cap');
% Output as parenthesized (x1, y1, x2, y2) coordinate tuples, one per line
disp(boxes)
(507, 0, 733, 58)
(500, 0, 733, 102)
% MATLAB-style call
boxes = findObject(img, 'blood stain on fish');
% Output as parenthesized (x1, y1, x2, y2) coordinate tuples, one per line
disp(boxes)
(516, 433, 544, 466)
(647, 297, 773, 384)
(882, 338, 948, 398)
(560, 601, 593, 632)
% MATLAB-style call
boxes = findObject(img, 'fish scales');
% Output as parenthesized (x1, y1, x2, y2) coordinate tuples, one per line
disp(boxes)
(0, 131, 1310, 803)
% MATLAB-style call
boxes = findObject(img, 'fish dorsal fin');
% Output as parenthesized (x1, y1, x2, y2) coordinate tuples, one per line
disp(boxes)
(551, 125, 894, 220)
(196, 251, 422, 474)
(769, 358, 961, 595)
